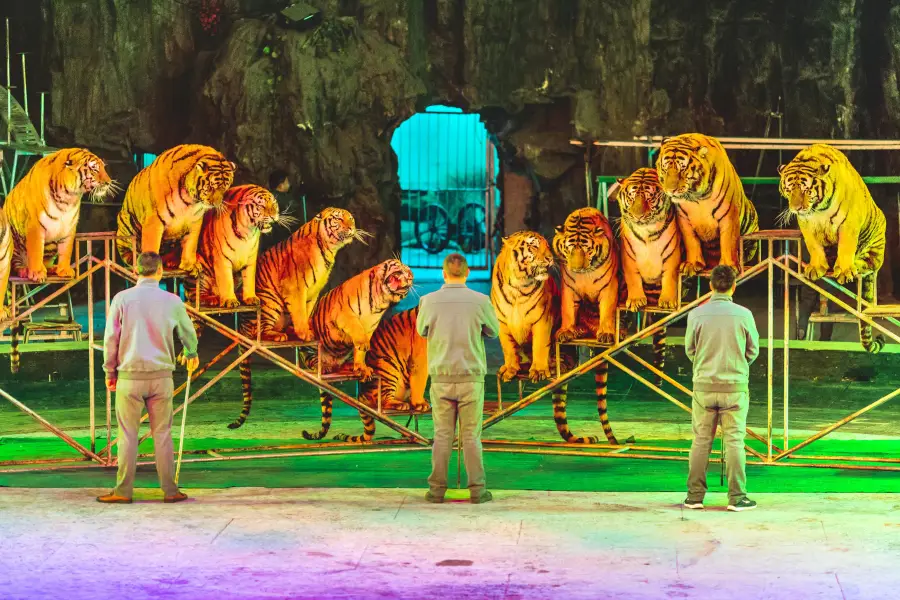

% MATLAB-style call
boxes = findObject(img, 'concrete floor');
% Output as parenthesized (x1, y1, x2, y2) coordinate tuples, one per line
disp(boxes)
(1, 488, 898, 600)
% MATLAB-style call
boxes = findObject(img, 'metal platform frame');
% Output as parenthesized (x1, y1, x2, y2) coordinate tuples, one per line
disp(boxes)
(0, 232, 430, 471)
(481, 228, 900, 471)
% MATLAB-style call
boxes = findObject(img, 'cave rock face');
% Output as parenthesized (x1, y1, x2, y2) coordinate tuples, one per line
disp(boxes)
(39, 0, 900, 292)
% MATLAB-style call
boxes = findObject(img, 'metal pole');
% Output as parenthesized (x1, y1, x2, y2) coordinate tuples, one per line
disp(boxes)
(40, 92, 45, 145)
(104, 239, 112, 462)
(87, 240, 95, 453)
(19, 53, 27, 116)
(767, 240, 774, 461)
(783, 244, 790, 451)
(6, 18, 10, 144)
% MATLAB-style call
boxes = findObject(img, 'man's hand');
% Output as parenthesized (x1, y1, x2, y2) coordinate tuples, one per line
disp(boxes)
(106, 378, 117, 392)
(178, 353, 200, 373)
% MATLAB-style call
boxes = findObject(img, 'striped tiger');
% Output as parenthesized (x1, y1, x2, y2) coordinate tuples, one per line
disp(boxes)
(551, 211, 623, 444)
(656, 133, 759, 276)
(299, 259, 415, 441)
(228, 208, 362, 429)
(778, 143, 887, 353)
(611, 167, 683, 386)
(116, 144, 236, 275)
(187, 185, 284, 309)
(552, 207, 620, 344)
(334, 308, 429, 443)
(5, 148, 116, 283)
(491, 231, 557, 383)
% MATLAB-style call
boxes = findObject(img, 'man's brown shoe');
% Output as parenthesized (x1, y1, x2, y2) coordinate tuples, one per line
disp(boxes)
(97, 493, 132, 504)
(164, 491, 189, 503)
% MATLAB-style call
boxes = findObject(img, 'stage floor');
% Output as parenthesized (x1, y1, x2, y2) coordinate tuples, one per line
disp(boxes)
(1, 488, 897, 600)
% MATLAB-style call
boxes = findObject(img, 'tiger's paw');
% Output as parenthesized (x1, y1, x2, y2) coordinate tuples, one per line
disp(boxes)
(353, 363, 374, 381)
(803, 261, 828, 281)
(410, 398, 430, 412)
(292, 326, 315, 342)
(498, 363, 521, 382)
(658, 293, 678, 310)
(178, 259, 201, 277)
(832, 262, 859, 284)
(528, 364, 551, 383)
(54, 264, 76, 279)
(596, 331, 616, 345)
(19, 265, 48, 283)
(262, 331, 289, 342)
(242, 295, 260, 306)
(555, 327, 579, 343)
(220, 297, 241, 309)
(625, 295, 648, 312)
(680, 260, 705, 278)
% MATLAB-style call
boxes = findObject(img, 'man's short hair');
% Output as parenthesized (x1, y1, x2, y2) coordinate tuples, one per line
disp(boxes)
(268, 169, 289, 190)
(137, 252, 162, 276)
(710, 265, 737, 292)
(443, 253, 469, 278)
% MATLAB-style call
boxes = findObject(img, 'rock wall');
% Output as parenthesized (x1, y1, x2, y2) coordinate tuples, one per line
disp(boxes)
(25, 0, 900, 292)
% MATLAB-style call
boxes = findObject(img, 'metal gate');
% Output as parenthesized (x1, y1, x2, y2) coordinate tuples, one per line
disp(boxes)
(392, 107, 499, 270)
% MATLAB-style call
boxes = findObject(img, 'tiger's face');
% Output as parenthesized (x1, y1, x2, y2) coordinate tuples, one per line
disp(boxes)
(60, 149, 115, 203)
(376, 259, 414, 303)
(194, 157, 236, 208)
(656, 135, 714, 202)
(778, 160, 833, 216)
(315, 208, 360, 248)
(240, 187, 280, 233)
(615, 168, 670, 225)
(503, 232, 555, 282)
(552, 208, 612, 273)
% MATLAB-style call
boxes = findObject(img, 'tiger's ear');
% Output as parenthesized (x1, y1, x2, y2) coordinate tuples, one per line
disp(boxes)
(819, 164, 830, 176)
(777, 164, 786, 175)
(195, 160, 208, 173)
(229, 161, 238, 171)
(698, 146, 709, 158)
(554, 225, 563, 235)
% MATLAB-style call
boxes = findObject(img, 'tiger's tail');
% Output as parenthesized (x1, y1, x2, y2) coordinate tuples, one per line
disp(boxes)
(301, 392, 333, 440)
(860, 273, 885, 353)
(334, 411, 376, 443)
(9, 321, 22, 374)
(594, 360, 619, 445)
(228, 349, 253, 428)
(552, 383, 599, 444)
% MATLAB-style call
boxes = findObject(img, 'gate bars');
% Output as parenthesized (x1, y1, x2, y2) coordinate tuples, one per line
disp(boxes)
(0, 232, 429, 472)
(482, 229, 900, 472)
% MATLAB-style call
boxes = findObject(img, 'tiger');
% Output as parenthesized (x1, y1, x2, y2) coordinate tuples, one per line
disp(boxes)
(4, 148, 115, 283)
(249, 207, 363, 343)
(227, 208, 363, 430)
(491, 231, 620, 445)
(778, 143, 887, 353)
(333, 308, 429, 443)
(656, 133, 759, 276)
(186, 185, 283, 309)
(491, 231, 557, 383)
(116, 144, 236, 276)
(611, 167, 683, 386)
(294, 259, 415, 440)
(552, 207, 620, 345)
(550, 212, 625, 444)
